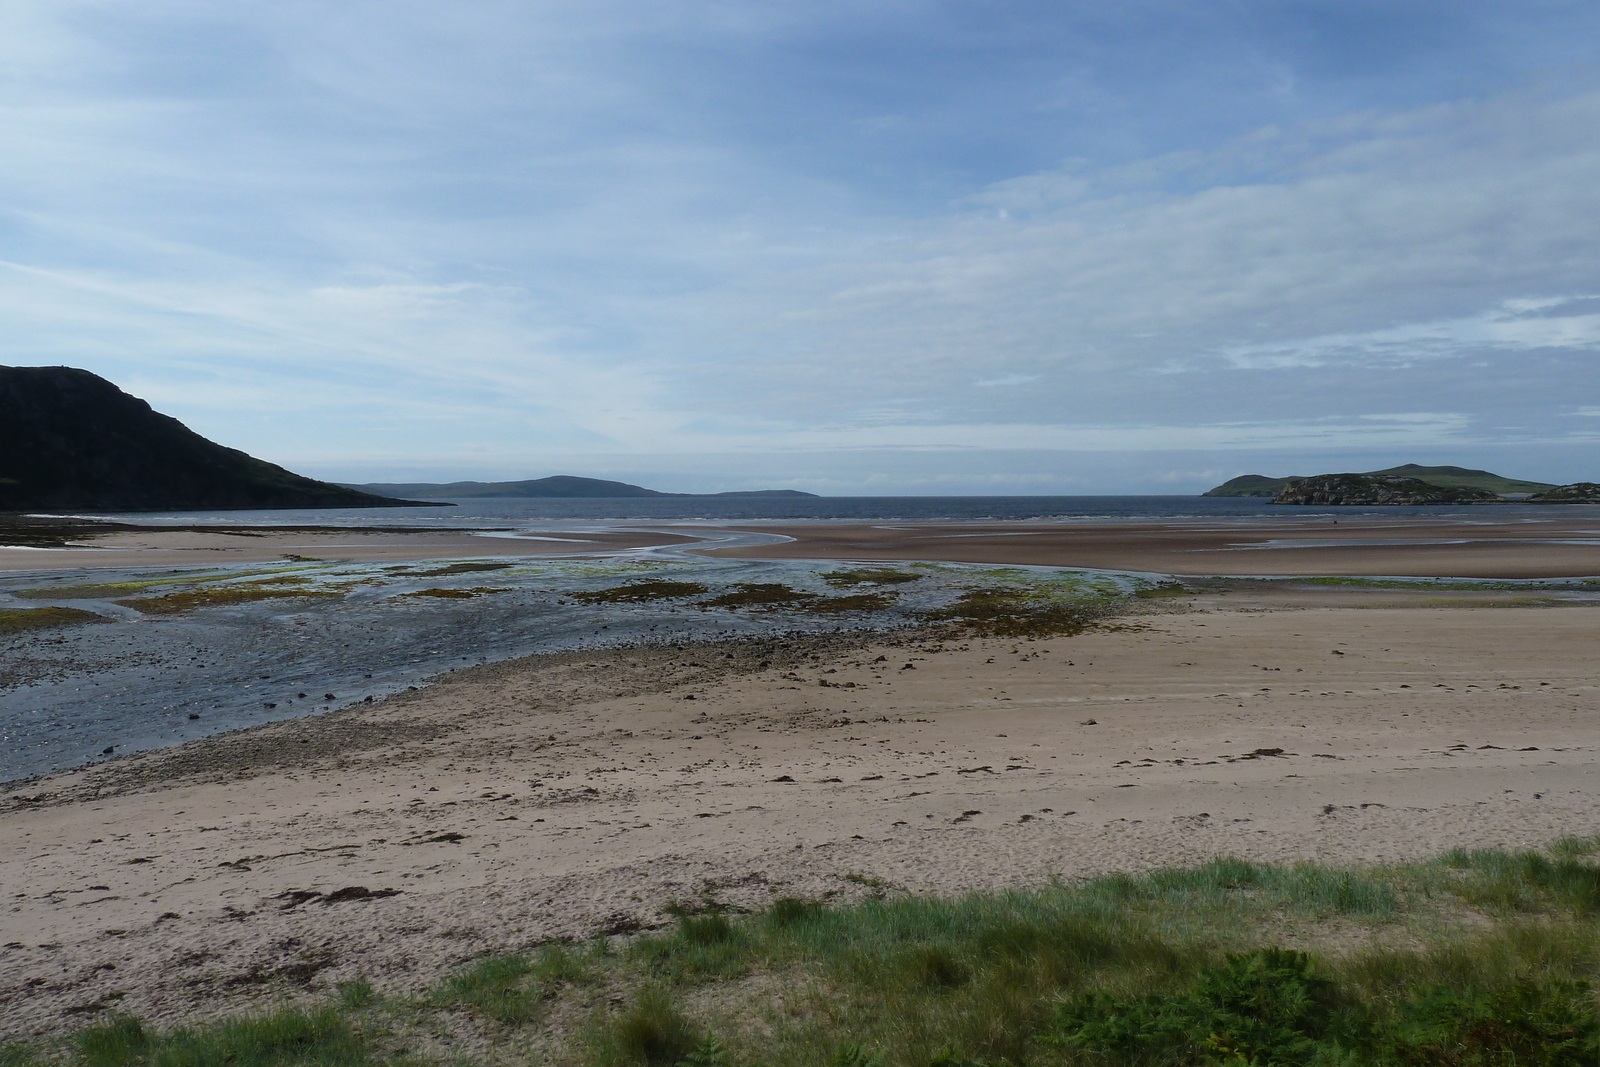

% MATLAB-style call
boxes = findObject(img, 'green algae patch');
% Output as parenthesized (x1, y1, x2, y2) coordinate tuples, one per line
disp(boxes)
(0, 606, 108, 634)
(114, 586, 343, 614)
(572, 579, 709, 604)
(821, 568, 924, 588)
(921, 585, 1112, 637)
(414, 561, 515, 577)
(700, 583, 816, 609)
(403, 587, 507, 599)
(804, 593, 897, 614)
(15, 566, 322, 600)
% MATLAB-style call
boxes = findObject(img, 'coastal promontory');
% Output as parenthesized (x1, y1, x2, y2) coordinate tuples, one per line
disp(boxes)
(0, 365, 423, 512)
(1269, 473, 1501, 506)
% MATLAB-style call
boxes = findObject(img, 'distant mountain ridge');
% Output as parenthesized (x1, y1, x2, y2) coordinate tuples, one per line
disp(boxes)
(0, 366, 424, 512)
(346, 476, 819, 499)
(1204, 464, 1559, 498)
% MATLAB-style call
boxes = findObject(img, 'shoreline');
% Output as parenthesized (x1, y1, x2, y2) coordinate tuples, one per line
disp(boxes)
(5, 584, 1600, 1036)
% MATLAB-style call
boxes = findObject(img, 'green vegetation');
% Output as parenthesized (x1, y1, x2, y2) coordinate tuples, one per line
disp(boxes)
(429, 944, 594, 1025)
(114, 586, 343, 614)
(700, 583, 816, 609)
(821, 569, 925, 588)
(0, 605, 107, 635)
(804, 593, 898, 614)
(73, 1008, 371, 1067)
(413, 562, 515, 577)
(26, 841, 1600, 1066)
(920, 586, 1114, 637)
(401, 587, 506, 599)
(572, 580, 710, 604)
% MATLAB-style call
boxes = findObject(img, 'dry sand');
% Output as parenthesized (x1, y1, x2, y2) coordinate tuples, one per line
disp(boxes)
(4, 586, 1598, 1036)
(0, 527, 704, 571)
(706, 518, 1600, 577)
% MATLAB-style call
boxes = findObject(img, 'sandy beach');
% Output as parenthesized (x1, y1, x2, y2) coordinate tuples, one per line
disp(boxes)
(4, 578, 1598, 1036)
(707, 517, 1600, 577)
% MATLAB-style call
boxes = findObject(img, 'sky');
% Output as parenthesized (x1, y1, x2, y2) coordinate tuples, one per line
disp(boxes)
(3, 1, 1600, 494)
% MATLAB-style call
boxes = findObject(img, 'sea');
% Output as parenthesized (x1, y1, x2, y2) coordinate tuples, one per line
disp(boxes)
(5, 494, 1598, 784)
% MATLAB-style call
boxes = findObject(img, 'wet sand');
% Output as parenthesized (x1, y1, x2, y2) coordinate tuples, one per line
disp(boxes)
(704, 518, 1600, 577)
(0, 527, 705, 571)
(4, 586, 1598, 1035)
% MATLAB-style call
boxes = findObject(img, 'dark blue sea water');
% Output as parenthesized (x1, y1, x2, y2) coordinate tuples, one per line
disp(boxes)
(58, 494, 1600, 527)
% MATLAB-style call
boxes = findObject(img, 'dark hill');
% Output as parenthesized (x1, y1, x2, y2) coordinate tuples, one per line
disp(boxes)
(347, 477, 819, 499)
(0, 366, 425, 512)
(352, 476, 667, 499)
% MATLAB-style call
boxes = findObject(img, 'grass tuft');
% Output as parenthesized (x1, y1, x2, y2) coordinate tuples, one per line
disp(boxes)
(601, 988, 701, 1067)
(430, 943, 592, 1025)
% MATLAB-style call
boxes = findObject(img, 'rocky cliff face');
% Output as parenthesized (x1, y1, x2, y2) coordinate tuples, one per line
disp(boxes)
(0, 366, 417, 512)
(1271, 474, 1501, 506)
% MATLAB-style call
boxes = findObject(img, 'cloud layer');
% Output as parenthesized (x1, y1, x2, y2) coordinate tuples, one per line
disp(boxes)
(2, 2, 1599, 491)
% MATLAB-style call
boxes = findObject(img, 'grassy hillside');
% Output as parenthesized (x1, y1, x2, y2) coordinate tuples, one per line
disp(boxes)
(346, 477, 819, 499)
(1365, 464, 1556, 494)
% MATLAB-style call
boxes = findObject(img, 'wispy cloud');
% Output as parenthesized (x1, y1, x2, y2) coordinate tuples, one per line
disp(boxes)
(2, 2, 1599, 489)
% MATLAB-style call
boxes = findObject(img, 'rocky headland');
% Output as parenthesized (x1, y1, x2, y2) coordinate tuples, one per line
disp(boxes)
(0, 366, 426, 512)
(1270, 473, 1501, 506)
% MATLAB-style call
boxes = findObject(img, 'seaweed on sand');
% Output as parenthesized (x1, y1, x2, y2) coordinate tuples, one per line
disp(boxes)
(571, 580, 709, 604)
(700, 583, 816, 609)
(821, 568, 924, 588)
(0, 606, 108, 635)
(803, 593, 897, 614)
(921, 586, 1112, 637)
(403, 587, 507, 599)
(414, 562, 515, 577)
(114, 586, 343, 614)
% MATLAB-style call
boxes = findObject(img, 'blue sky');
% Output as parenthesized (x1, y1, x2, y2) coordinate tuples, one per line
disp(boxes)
(4, 1, 1600, 493)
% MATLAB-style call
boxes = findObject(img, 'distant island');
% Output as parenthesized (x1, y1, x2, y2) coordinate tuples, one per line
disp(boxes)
(343, 476, 820, 500)
(1203, 464, 1599, 505)
(0, 366, 427, 512)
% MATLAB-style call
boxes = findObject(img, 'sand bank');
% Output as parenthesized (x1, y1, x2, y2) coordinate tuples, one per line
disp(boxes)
(705, 518, 1600, 577)
(0, 527, 704, 571)
(3, 585, 1597, 1035)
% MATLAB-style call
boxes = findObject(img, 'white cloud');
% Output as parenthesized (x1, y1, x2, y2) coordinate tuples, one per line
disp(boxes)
(2, 4, 1600, 488)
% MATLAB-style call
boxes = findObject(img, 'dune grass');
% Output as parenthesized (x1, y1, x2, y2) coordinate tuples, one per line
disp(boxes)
(26, 841, 1600, 1067)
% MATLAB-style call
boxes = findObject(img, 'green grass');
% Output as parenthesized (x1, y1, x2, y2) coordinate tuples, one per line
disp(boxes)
(429, 943, 595, 1024)
(75, 1008, 369, 1067)
(29, 843, 1600, 1067)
